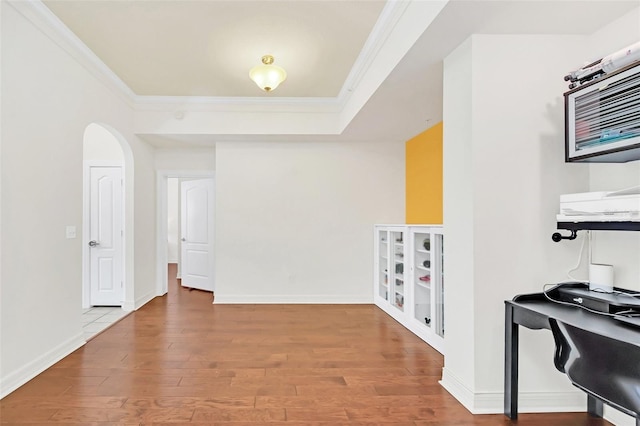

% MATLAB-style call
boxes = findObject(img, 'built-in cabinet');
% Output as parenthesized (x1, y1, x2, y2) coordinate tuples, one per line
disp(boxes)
(374, 224, 444, 353)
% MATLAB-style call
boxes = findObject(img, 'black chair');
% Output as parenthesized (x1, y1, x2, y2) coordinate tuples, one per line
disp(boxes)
(550, 318, 640, 425)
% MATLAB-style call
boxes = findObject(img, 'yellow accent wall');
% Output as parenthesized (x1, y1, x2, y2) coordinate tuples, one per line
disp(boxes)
(406, 122, 443, 224)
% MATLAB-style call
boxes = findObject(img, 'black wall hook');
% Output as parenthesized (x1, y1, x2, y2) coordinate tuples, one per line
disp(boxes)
(552, 230, 578, 242)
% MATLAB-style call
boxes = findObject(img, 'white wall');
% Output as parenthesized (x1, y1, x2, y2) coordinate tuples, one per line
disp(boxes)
(0, 2, 157, 397)
(442, 34, 592, 413)
(584, 12, 640, 424)
(583, 7, 640, 66)
(167, 178, 179, 263)
(586, 8, 640, 294)
(214, 140, 404, 303)
(441, 37, 475, 389)
(83, 123, 125, 162)
(0, 0, 4, 387)
(131, 140, 156, 309)
(155, 147, 216, 171)
(442, 7, 640, 418)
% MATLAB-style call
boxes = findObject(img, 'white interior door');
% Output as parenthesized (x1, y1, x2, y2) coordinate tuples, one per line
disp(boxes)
(180, 178, 215, 292)
(89, 166, 123, 306)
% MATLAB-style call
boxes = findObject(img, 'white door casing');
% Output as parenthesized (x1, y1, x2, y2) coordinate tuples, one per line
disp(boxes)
(180, 179, 215, 292)
(89, 166, 124, 306)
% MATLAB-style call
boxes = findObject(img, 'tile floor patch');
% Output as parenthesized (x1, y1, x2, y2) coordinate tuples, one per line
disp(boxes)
(82, 307, 128, 340)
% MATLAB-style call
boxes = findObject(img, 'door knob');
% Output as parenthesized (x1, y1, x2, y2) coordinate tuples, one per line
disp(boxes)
(88, 240, 100, 247)
(181, 238, 186, 242)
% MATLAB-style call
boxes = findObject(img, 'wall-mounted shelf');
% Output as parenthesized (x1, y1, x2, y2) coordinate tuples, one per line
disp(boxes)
(558, 221, 640, 231)
(553, 221, 640, 242)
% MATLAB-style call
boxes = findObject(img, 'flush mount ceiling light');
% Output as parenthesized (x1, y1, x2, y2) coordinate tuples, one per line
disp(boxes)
(249, 55, 287, 92)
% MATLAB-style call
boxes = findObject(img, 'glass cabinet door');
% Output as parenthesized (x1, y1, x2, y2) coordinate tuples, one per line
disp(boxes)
(412, 229, 444, 339)
(377, 229, 389, 301)
(434, 233, 444, 338)
(413, 231, 432, 328)
(390, 230, 405, 311)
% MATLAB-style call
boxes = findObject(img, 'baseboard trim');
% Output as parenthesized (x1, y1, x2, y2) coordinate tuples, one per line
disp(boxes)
(440, 367, 586, 414)
(122, 299, 135, 312)
(214, 294, 371, 304)
(134, 291, 156, 310)
(0, 332, 85, 399)
(439, 367, 476, 412)
(604, 405, 636, 426)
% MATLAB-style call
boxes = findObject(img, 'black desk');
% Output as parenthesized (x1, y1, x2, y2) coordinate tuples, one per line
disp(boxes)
(504, 287, 640, 425)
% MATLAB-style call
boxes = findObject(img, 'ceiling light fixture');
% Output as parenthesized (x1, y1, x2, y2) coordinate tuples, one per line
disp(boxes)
(249, 55, 287, 92)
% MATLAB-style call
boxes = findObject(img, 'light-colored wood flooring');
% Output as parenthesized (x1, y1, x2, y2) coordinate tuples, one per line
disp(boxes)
(1, 265, 612, 425)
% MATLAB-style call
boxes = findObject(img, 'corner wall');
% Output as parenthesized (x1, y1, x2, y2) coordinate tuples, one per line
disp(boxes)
(441, 34, 592, 413)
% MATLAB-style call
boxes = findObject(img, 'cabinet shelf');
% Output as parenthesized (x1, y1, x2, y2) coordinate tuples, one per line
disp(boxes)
(416, 281, 431, 291)
(416, 248, 430, 254)
(417, 265, 430, 272)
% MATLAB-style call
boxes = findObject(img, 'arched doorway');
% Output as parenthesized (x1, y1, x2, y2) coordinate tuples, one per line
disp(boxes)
(82, 123, 135, 311)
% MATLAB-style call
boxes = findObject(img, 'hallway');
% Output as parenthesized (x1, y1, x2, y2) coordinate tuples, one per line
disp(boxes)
(0, 267, 611, 425)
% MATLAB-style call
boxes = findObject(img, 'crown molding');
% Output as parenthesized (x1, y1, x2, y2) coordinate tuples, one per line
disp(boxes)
(337, 0, 411, 103)
(132, 95, 343, 113)
(8, 0, 138, 107)
(11, 0, 414, 117)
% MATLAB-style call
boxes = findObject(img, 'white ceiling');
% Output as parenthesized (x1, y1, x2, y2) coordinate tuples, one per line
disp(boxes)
(36, 0, 640, 147)
(43, 0, 387, 98)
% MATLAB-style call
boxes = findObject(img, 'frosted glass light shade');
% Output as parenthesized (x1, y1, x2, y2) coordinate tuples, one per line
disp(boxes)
(249, 55, 287, 92)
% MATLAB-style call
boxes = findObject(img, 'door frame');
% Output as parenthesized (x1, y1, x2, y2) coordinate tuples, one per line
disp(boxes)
(83, 160, 126, 309)
(156, 170, 215, 297)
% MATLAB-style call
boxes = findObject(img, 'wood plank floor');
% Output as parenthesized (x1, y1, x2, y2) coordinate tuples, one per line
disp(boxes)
(1, 265, 612, 425)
